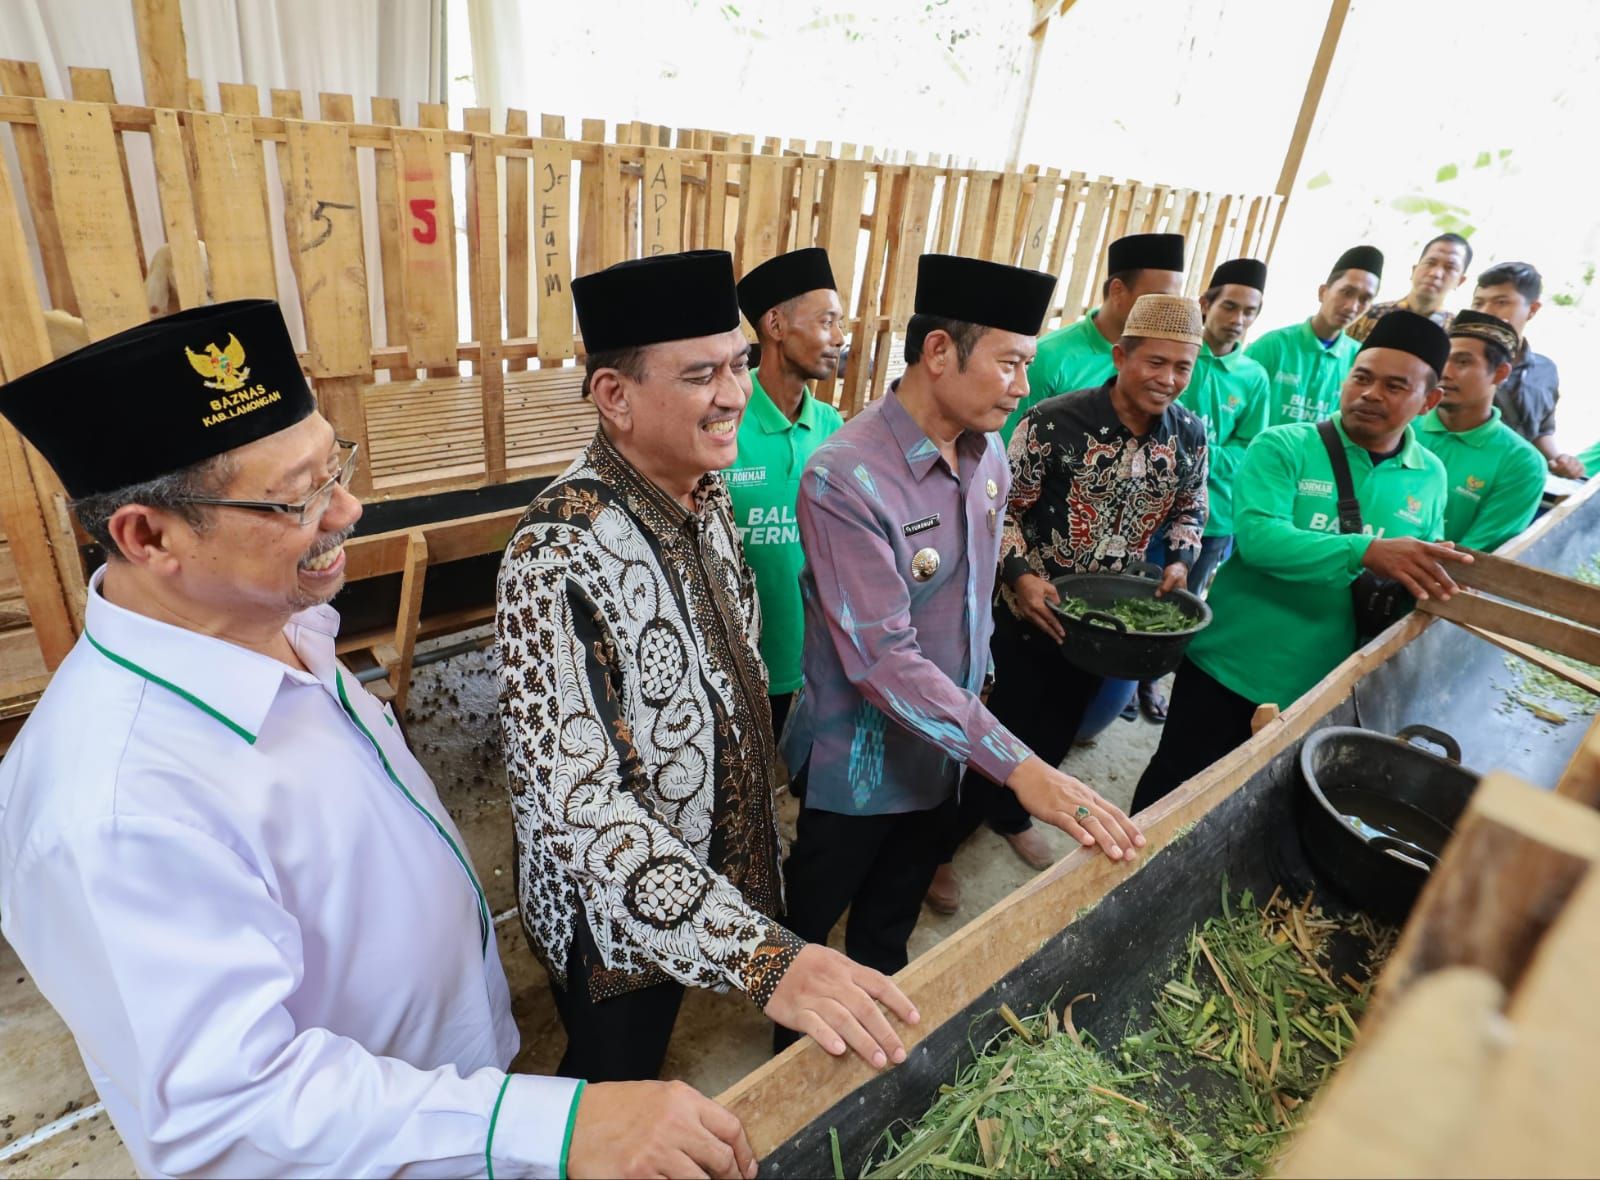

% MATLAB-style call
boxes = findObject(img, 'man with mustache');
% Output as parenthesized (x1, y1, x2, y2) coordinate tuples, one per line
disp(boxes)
(1001, 232, 1187, 445)
(1416, 309, 1545, 551)
(1134, 311, 1470, 814)
(0, 300, 757, 1179)
(727, 248, 846, 743)
(934, 294, 1207, 904)
(1346, 233, 1470, 343)
(1248, 245, 1383, 427)
(778, 255, 1144, 1003)
(497, 250, 917, 1087)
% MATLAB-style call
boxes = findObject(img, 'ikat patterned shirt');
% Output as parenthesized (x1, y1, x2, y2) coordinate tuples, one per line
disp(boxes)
(999, 380, 1209, 620)
(496, 428, 801, 1004)
(782, 386, 1031, 816)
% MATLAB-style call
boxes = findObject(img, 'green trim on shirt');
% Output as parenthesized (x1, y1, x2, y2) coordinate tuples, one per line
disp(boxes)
(83, 630, 258, 744)
(560, 1080, 587, 1180)
(336, 670, 492, 954)
(485, 1074, 513, 1180)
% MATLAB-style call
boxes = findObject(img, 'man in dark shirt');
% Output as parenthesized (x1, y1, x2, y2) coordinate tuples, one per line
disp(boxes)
(929, 294, 1207, 909)
(1347, 233, 1470, 343)
(1472, 261, 1582, 478)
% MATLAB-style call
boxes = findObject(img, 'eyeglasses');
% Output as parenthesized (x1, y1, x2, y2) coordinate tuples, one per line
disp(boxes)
(175, 440, 360, 528)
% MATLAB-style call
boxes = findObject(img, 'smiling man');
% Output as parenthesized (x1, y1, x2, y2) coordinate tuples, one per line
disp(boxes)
(778, 254, 1144, 1003)
(1134, 310, 1470, 814)
(728, 247, 846, 742)
(0, 300, 766, 1180)
(497, 250, 918, 1086)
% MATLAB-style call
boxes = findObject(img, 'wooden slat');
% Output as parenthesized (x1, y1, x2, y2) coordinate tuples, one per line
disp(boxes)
(467, 133, 506, 481)
(1418, 593, 1600, 667)
(66, 68, 144, 269)
(987, 170, 1023, 264)
(282, 119, 371, 377)
(1061, 178, 1111, 322)
(384, 530, 429, 714)
(735, 153, 783, 274)
(217, 81, 260, 116)
(132, 0, 189, 110)
(186, 77, 207, 112)
(389, 128, 459, 369)
(792, 153, 824, 249)
(0, 156, 77, 666)
(504, 109, 530, 373)
(531, 139, 575, 364)
(599, 145, 627, 268)
(887, 166, 936, 331)
(955, 172, 994, 257)
(33, 101, 147, 339)
(1555, 712, 1600, 808)
(2, 62, 78, 315)
(369, 97, 417, 382)
(703, 146, 730, 253)
(189, 112, 277, 300)
(575, 117, 604, 275)
(1017, 168, 1058, 270)
(148, 109, 207, 310)
(844, 168, 893, 417)
(641, 147, 683, 257)
(816, 159, 866, 408)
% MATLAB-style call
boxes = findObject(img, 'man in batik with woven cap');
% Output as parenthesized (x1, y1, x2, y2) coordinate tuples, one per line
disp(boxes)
(496, 249, 918, 1085)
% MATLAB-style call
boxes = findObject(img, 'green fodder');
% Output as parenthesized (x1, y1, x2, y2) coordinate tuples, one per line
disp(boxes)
(1055, 595, 1194, 634)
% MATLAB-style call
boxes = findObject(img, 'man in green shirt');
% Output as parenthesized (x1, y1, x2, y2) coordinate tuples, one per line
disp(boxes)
(1002, 232, 1186, 444)
(1346, 233, 1470, 343)
(729, 247, 846, 741)
(1132, 310, 1472, 813)
(1416, 310, 1545, 551)
(1247, 245, 1382, 427)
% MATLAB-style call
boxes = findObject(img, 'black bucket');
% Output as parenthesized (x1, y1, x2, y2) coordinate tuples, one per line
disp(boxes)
(1050, 560, 1211, 680)
(1297, 724, 1480, 924)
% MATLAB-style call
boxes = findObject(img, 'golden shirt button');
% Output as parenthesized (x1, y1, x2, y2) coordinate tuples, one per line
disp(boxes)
(986, 478, 998, 498)
(910, 547, 941, 581)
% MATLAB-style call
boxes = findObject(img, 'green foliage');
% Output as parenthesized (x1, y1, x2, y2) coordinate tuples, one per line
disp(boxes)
(1305, 171, 1332, 191)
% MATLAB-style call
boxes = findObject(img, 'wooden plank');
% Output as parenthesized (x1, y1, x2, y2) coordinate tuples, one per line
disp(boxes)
(186, 77, 207, 111)
(1186, 192, 1223, 298)
(531, 139, 575, 364)
(1198, 193, 1234, 296)
(1555, 711, 1600, 807)
(814, 159, 866, 409)
(1417, 593, 1600, 667)
(384, 530, 429, 714)
(792, 153, 824, 249)
(986, 170, 1023, 264)
(216, 81, 260, 115)
(1240, 194, 1265, 260)
(33, 101, 147, 340)
(1, 63, 78, 316)
(540, 113, 565, 138)
(147, 109, 208, 310)
(132, 0, 189, 110)
(1017, 168, 1058, 270)
(735, 153, 783, 274)
(955, 171, 995, 258)
(504, 109, 530, 373)
(369, 97, 417, 382)
(467, 133, 506, 482)
(0, 156, 78, 667)
(281, 119, 371, 377)
(598, 145, 627, 269)
(641, 148, 683, 257)
(268, 90, 305, 290)
(389, 128, 459, 370)
(1452, 548, 1600, 627)
(189, 112, 277, 301)
(887, 167, 936, 331)
(1458, 621, 1600, 696)
(575, 117, 605, 276)
(703, 147, 730, 253)
(1276, 0, 1352, 197)
(1061, 178, 1111, 322)
(1366, 771, 1600, 1029)
(66, 68, 144, 269)
(1126, 183, 1152, 239)
(843, 168, 893, 417)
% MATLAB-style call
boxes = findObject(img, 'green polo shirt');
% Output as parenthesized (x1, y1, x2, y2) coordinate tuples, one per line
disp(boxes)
(725, 372, 844, 694)
(1415, 408, 1545, 552)
(1246, 319, 1361, 428)
(1178, 341, 1271, 537)
(1003, 311, 1117, 443)
(1187, 417, 1447, 708)
(1579, 438, 1600, 477)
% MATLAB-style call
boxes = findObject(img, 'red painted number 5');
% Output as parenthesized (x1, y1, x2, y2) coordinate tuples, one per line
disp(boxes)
(409, 198, 437, 244)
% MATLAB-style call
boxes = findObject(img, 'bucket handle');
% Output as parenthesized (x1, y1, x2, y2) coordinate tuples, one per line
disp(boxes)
(1396, 723, 1461, 764)
(1080, 610, 1129, 634)
(1370, 834, 1438, 872)
(1121, 559, 1164, 582)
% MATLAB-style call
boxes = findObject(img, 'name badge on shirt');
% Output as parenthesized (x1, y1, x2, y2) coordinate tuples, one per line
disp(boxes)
(902, 513, 941, 537)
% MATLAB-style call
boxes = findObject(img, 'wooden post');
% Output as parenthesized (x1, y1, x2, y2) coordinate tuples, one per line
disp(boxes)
(132, 0, 190, 110)
(1005, 1, 1069, 171)
(1274, 0, 1351, 198)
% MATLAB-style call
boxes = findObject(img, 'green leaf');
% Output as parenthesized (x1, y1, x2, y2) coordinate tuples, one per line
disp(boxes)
(1498, 148, 1513, 159)
(1306, 170, 1333, 190)
(1390, 195, 1431, 214)
(1474, 151, 1492, 169)
(1436, 162, 1458, 182)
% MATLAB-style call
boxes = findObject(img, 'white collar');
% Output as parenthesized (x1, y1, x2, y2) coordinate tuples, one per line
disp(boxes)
(82, 566, 342, 745)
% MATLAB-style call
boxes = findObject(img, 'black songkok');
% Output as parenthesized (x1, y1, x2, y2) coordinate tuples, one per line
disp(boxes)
(573, 250, 742, 353)
(0, 299, 315, 499)
(1208, 257, 1267, 292)
(1107, 232, 1186, 275)
(737, 247, 837, 326)
(1358, 309, 1451, 375)
(914, 254, 1056, 336)
(1333, 245, 1385, 280)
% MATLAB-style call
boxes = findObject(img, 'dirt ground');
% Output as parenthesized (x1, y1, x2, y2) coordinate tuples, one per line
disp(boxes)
(404, 631, 1168, 1096)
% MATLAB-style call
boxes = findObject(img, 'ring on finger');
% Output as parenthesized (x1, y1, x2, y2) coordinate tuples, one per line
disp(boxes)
(1075, 805, 1091, 819)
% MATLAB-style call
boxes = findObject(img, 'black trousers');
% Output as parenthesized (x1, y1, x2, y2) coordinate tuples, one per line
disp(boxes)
(1131, 657, 1258, 815)
(945, 608, 1104, 859)
(551, 912, 686, 1082)
(775, 793, 958, 1052)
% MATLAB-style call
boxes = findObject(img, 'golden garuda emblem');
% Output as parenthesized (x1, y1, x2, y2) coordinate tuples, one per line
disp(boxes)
(185, 333, 251, 393)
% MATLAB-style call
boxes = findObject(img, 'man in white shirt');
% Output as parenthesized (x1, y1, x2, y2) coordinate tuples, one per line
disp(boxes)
(0, 300, 755, 1180)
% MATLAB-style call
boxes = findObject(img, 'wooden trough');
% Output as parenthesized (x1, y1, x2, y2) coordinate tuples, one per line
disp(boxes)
(0, 37, 1283, 726)
(716, 480, 1600, 1177)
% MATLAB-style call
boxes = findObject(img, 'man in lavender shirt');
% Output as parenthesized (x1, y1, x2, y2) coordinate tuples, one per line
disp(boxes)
(777, 256, 1145, 1023)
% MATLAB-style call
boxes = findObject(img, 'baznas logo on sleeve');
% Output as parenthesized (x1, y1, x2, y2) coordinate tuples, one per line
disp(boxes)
(1466, 474, 1485, 491)
(186, 333, 250, 393)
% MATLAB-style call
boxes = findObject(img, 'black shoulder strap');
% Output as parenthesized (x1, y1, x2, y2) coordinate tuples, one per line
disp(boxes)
(1316, 419, 1365, 535)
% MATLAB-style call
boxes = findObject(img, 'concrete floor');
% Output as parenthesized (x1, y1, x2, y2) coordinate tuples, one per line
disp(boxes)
(404, 631, 1166, 1097)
